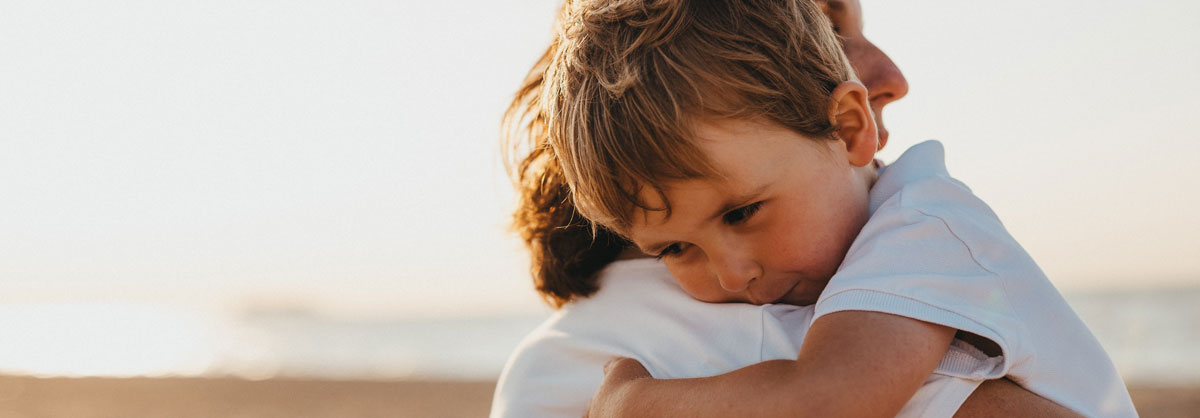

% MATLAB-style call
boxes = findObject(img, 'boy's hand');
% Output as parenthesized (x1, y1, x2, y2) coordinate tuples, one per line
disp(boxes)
(584, 358, 652, 418)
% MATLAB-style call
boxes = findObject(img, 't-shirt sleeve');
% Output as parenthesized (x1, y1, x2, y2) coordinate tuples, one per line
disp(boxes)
(489, 326, 612, 418)
(813, 197, 1029, 381)
(897, 368, 986, 418)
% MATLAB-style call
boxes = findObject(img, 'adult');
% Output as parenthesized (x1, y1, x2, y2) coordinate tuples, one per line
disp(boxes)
(493, 1, 1077, 417)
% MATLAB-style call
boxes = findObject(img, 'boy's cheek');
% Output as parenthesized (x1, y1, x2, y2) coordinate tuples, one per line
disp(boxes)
(668, 263, 742, 303)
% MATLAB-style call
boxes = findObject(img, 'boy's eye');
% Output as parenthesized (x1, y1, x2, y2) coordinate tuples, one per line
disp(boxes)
(654, 243, 685, 260)
(722, 202, 763, 225)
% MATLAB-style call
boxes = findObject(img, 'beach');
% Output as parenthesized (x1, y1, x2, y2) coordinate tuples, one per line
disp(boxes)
(0, 375, 1194, 418)
(0, 376, 493, 418)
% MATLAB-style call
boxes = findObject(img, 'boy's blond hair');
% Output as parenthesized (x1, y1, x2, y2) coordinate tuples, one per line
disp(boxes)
(544, 0, 854, 233)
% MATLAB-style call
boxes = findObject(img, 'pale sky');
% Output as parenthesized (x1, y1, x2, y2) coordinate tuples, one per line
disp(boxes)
(2, 0, 1197, 320)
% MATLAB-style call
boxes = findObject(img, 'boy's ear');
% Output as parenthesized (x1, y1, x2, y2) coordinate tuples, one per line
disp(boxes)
(829, 81, 878, 167)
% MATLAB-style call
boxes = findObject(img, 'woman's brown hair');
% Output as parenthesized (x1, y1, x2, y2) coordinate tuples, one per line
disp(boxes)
(502, 41, 627, 309)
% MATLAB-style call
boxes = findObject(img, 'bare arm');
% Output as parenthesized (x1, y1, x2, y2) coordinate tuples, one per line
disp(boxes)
(954, 378, 1083, 418)
(589, 364, 1083, 418)
(586, 311, 955, 418)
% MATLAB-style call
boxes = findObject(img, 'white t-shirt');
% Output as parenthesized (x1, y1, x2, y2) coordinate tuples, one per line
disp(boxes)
(815, 140, 1136, 417)
(491, 140, 1136, 418)
(491, 259, 984, 418)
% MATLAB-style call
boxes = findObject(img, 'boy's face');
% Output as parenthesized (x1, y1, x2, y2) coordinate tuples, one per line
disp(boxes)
(626, 118, 874, 306)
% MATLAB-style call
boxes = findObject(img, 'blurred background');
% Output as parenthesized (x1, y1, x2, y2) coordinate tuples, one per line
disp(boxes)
(1, 0, 1197, 416)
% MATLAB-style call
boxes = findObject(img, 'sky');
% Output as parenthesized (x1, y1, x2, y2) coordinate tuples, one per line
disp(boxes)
(1, 0, 1198, 321)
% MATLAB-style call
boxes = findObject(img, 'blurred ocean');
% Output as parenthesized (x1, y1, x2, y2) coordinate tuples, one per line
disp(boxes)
(0, 286, 1196, 384)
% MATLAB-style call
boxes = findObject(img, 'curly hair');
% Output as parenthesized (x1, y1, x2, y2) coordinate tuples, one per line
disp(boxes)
(502, 41, 627, 309)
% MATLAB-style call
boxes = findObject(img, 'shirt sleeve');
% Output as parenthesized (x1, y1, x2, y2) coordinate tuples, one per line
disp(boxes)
(489, 323, 612, 418)
(897, 369, 986, 418)
(813, 193, 1029, 381)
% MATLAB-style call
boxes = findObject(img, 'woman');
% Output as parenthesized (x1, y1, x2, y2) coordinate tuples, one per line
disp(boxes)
(493, 1, 1078, 416)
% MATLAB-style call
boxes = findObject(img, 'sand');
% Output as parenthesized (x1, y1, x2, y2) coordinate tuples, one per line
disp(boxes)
(0, 375, 1194, 417)
(0, 376, 494, 418)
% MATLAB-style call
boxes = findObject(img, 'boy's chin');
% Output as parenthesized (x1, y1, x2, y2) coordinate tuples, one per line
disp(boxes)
(777, 280, 826, 306)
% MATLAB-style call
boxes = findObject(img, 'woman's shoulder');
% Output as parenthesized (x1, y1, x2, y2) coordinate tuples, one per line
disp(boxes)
(552, 258, 687, 321)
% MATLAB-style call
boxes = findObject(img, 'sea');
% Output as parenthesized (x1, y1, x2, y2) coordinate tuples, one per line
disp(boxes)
(0, 287, 1197, 384)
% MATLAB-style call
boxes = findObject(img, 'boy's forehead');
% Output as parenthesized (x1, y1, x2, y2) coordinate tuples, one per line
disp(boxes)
(686, 118, 814, 183)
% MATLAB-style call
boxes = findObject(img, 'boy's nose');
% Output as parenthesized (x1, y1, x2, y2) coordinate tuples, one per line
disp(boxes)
(710, 253, 761, 294)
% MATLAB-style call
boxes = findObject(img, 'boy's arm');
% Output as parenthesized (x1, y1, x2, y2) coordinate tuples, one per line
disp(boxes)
(953, 378, 1084, 418)
(590, 364, 1084, 418)
(586, 311, 954, 418)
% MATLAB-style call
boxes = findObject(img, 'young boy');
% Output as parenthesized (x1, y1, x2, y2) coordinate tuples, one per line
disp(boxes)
(543, 0, 1137, 417)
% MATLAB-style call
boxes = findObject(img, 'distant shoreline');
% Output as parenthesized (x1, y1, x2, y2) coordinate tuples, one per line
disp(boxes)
(0, 375, 1194, 417)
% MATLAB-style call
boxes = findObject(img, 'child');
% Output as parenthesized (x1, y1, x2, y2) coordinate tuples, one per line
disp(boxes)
(542, 0, 1137, 417)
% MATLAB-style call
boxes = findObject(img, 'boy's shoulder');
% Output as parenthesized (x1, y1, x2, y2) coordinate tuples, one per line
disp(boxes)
(869, 140, 1021, 275)
(838, 141, 1137, 417)
(820, 140, 1036, 382)
(871, 140, 989, 219)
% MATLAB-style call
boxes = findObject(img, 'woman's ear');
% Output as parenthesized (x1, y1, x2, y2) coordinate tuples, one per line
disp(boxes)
(828, 81, 879, 167)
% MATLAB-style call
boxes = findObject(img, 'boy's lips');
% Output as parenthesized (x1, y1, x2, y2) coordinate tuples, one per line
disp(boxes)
(778, 280, 803, 304)
(749, 279, 803, 306)
(780, 277, 824, 306)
